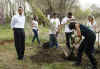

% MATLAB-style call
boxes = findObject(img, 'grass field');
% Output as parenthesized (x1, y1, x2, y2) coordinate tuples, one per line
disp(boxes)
(0, 23, 100, 69)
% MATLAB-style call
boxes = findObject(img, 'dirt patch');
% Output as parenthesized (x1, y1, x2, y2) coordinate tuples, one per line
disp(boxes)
(0, 40, 14, 45)
(81, 53, 100, 69)
(30, 46, 100, 69)
(30, 47, 66, 64)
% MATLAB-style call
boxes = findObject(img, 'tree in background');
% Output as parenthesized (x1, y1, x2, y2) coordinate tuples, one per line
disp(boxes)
(32, 0, 78, 15)
(26, 0, 49, 26)
(90, 4, 100, 18)
(0, 0, 100, 25)
(0, 7, 5, 24)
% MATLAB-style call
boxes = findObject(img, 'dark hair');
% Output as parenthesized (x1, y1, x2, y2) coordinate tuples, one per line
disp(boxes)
(33, 16, 37, 20)
(68, 12, 72, 18)
(69, 22, 76, 29)
(53, 13, 57, 16)
(68, 12, 72, 16)
(18, 6, 23, 10)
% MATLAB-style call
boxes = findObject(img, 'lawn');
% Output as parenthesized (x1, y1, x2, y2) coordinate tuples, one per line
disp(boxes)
(0, 24, 100, 69)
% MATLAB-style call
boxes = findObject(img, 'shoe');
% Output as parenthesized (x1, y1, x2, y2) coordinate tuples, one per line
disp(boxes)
(18, 57, 23, 60)
(92, 66, 97, 69)
(64, 54, 77, 61)
(18, 55, 24, 60)
(92, 67, 97, 69)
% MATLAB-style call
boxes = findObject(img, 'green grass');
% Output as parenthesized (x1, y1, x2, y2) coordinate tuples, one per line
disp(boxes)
(0, 24, 13, 40)
(0, 24, 100, 69)
(0, 44, 82, 69)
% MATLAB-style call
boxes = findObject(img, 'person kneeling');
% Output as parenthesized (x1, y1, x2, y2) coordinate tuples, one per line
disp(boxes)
(49, 13, 60, 48)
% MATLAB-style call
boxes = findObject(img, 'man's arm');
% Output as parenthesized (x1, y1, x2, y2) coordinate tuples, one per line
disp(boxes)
(11, 16, 16, 29)
(94, 22, 96, 32)
(60, 18, 67, 30)
(75, 24, 82, 40)
(57, 19, 61, 32)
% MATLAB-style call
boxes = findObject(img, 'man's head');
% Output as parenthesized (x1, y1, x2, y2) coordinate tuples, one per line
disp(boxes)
(18, 6, 23, 15)
(52, 13, 57, 18)
(67, 12, 72, 18)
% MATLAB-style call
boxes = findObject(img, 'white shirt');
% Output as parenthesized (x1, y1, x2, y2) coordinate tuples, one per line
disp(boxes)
(47, 14, 50, 20)
(87, 21, 96, 31)
(32, 20, 38, 30)
(11, 14, 25, 28)
(61, 16, 75, 32)
(49, 18, 60, 34)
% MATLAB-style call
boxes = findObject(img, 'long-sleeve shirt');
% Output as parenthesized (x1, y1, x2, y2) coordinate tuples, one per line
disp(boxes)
(11, 14, 25, 29)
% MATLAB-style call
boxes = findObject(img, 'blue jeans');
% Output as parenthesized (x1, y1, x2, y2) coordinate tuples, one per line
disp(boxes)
(32, 29, 40, 44)
(49, 34, 58, 48)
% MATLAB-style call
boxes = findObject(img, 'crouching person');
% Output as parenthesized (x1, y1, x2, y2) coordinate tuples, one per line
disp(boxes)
(69, 22, 97, 69)
(49, 13, 60, 48)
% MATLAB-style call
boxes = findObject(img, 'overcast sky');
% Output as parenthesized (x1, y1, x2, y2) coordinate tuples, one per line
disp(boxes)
(79, 0, 100, 9)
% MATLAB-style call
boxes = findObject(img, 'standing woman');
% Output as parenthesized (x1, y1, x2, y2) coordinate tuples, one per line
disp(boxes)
(87, 15, 96, 32)
(32, 16, 40, 45)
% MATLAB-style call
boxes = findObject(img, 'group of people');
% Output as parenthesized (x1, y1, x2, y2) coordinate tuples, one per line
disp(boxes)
(11, 7, 97, 69)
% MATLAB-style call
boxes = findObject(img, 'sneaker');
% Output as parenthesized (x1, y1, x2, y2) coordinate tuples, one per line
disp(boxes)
(18, 56, 26, 60)
(92, 66, 97, 69)
(18, 57, 23, 60)
(92, 67, 97, 69)
(64, 54, 77, 61)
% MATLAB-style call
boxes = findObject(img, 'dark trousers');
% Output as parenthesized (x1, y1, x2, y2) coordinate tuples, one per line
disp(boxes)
(65, 32, 72, 50)
(77, 35, 97, 66)
(13, 28, 25, 59)
(32, 29, 40, 44)
(49, 34, 58, 48)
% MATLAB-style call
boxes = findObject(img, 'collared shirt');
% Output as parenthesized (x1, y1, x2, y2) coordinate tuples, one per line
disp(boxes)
(11, 14, 25, 28)
(61, 16, 75, 32)
(49, 18, 60, 34)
